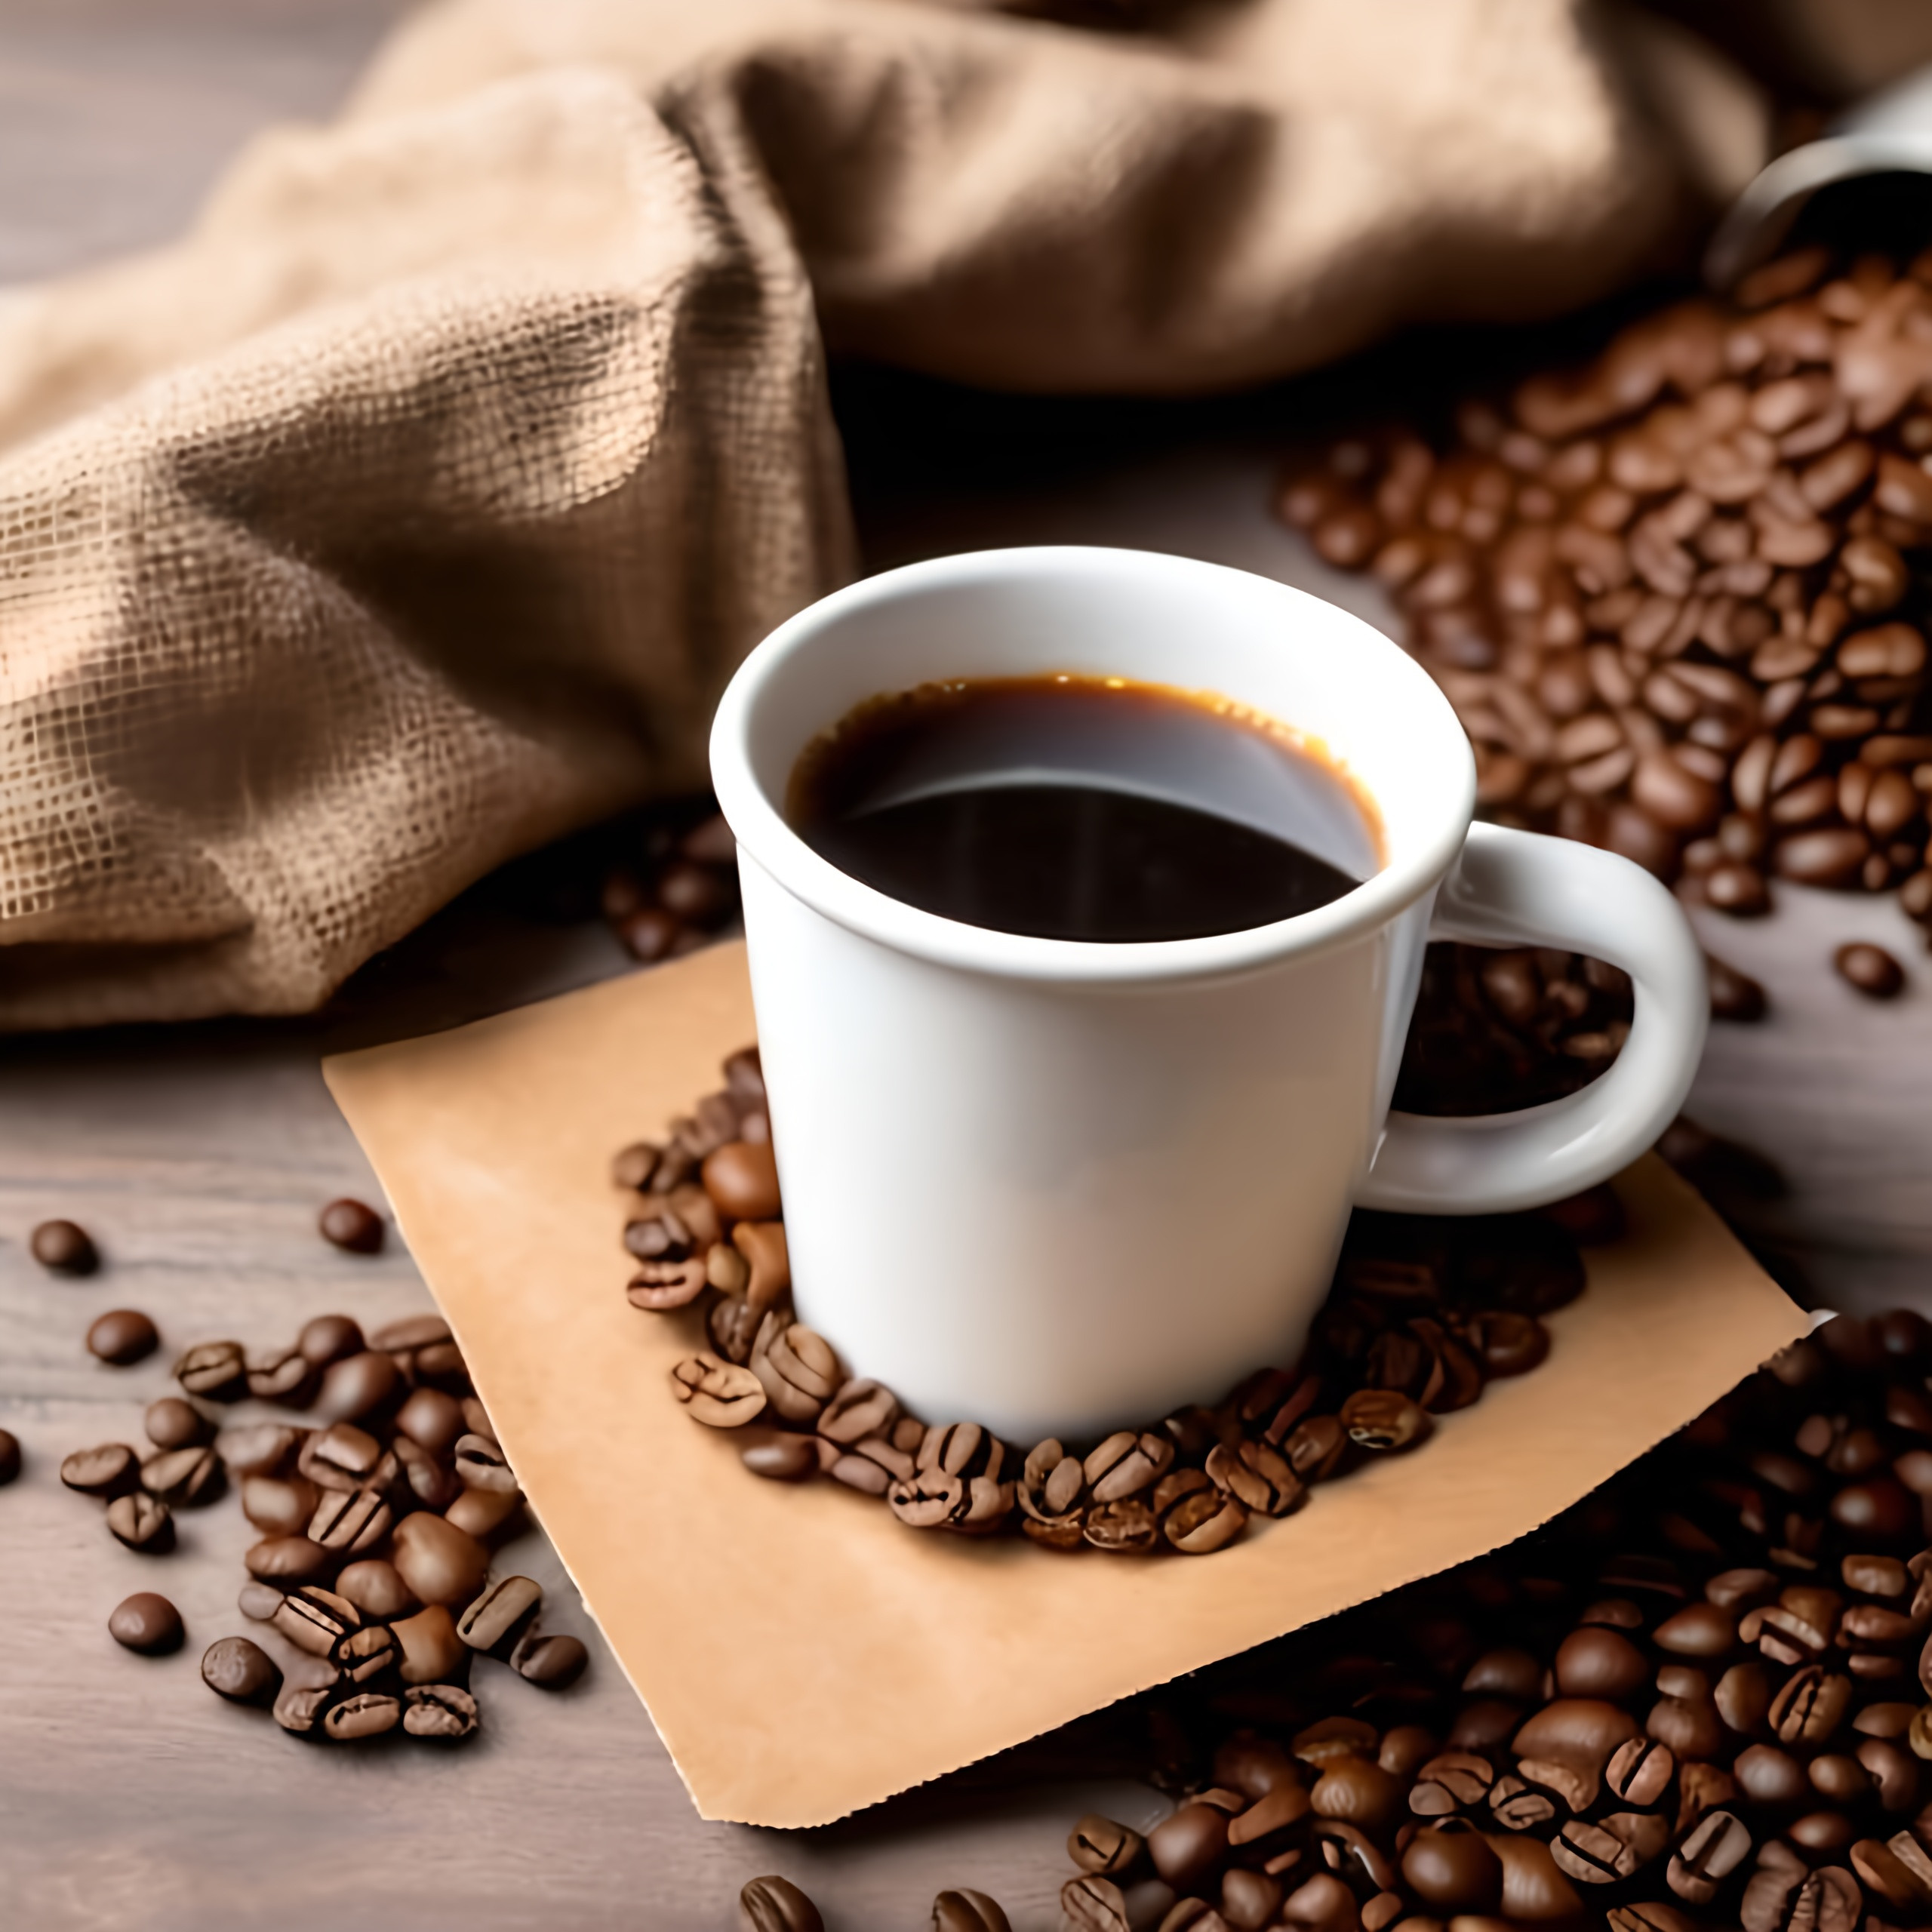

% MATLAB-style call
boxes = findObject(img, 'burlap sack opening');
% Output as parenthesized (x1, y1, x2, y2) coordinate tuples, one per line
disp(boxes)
(0, 0, 1771, 1027)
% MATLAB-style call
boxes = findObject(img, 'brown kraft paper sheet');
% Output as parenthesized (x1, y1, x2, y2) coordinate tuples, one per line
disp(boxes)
(323, 941, 1810, 1828)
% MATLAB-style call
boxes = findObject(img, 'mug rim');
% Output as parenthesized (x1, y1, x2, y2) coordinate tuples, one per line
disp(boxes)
(709, 546, 1475, 986)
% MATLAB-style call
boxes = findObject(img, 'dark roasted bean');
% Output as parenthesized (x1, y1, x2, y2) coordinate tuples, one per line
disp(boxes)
(201, 1635, 280, 1706)
(109, 1592, 183, 1655)
(173, 1340, 246, 1401)
(738, 1876, 824, 1932)
(318, 1198, 384, 1254)
(87, 1309, 158, 1366)
(31, 1219, 98, 1275)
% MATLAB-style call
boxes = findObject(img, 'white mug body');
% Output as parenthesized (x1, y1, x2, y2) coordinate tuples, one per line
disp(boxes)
(710, 547, 1706, 1441)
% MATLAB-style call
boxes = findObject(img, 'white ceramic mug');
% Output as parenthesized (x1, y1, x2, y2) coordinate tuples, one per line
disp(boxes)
(710, 548, 1707, 1441)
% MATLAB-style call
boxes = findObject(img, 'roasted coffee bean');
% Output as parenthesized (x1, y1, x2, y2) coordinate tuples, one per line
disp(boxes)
(1835, 942, 1905, 998)
(1158, 1477, 1248, 1554)
(1402, 1822, 1503, 1912)
(738, 1875, 825, 1932)
(0, 1430, 17, 1486)
(1069, 1815, 1144, 1878)
(373, 1315, 451, 1357)
(1339, 1389, 1427, 1451)
(298, 1422, 383, 1491)
(334, 1559, 415, 1620)
(452, 1432, 516, 1494)
(215, 1423, 298, 1478)
(144, 1397, 211, 1452)
(202, 1635, 280, 1706)
(1607, 1737, 1675, 1805)
(445, 1484, 521, 1539)
(931, 1889, 1010, 1932)
(172, 1339, 247, 1401)
(511, 1629, 590, 1688)
(1708, 955, 1768, 1021)
(31, 1217, 99, 1275)
(457, 1575, 542, 1656)
(392, 1604, 465, 1685)
(307, 1487, 392, 1555)
(403, 1683, 479, 1740)
(1653, 1601, 1734, 1654)
(702, 1140, 782, 1223)
(743, 1436, 818, 1482)
(61, 1442, 137, 1497)
(242, 1475, 321, 1538)
(246, 1345, 316, 1405)
(324, 1693, 401, 1740)
(272, 1584, 360, 1657)
(297, 1314, 365, 1367)
(141, 1445, 223, 1508)
(315, 1350, 398, 1423)
(109, 1592, 183, 1655)
(1668, 1809, 1752, 1903)
(318, 1198, 384, 1254)
(734, 1220, 790, 1309)
(1083, 1498, 1158, 1553)
(1149, 1802, 1230, 1891)
(1555, 1626, 1647, 1699)
(395, 1386, 466, 1457)
(672, 1354, 767, 1428)
(817, 1377, 897, 1445)
(752, 1322, 841, 1426)
(1489, 1776, 1555, 1829)
(1770, 1666, 1852, 1744)
(106, 1494, 174, 1553)
(87, 1309, 158, 1366)
(392, 1435, 459, 1512)
(389, 1512, 488, 1608)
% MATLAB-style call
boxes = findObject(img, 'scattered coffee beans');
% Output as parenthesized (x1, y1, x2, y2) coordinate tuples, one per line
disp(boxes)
(201, 1635, 280, 1706)
(620, 1048, 1591, 1558)
(318, 1198, 384, 1254)
(57, 1294, 590, 1749)
(86, 1308, 157, 1366)
(737, 1875, 826, 1932)
(1278, 245, 1932, 988)
(601, 811, 740, 963)
(30, 1217, 98, 1275)
(1044, 1306, 1932, 1932)
(1835, 940, 1906, 997)
(109, 1592, 183, 1655)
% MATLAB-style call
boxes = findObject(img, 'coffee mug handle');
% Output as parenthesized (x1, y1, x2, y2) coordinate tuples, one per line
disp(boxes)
(1358, 821, 1709, 1215)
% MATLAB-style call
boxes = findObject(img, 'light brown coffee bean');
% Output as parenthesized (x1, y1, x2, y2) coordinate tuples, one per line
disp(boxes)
(739, 1876, 825, 1932)
(88, 1309, 158, 1366)
(670, 1353, 766, 1429)
(106, 1493, 174, 1554)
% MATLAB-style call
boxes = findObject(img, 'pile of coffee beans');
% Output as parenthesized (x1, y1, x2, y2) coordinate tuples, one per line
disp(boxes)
(1020, 1308, 1932, 1930)
(1278, 245, 1932, 982)
(618, 1049, 1599, 1558)
(599, 809, 740, 963)
(60, 1303, 589, 1740)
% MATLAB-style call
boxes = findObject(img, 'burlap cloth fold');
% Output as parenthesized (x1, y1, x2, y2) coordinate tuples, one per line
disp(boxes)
(0, 0, 1770, 1028)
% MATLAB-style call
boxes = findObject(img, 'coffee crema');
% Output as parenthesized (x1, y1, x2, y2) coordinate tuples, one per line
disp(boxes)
(787, 673, 1381, 943)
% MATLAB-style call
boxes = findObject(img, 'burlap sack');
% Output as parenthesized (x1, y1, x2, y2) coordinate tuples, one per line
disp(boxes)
(0, 0, 1767, 1028)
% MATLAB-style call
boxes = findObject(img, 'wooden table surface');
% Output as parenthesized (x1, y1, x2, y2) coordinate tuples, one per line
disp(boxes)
(2, 5, 1928, 1926)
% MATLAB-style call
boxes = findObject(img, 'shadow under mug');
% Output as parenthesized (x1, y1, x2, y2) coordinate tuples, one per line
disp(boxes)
(710, 548, 1709, 1441)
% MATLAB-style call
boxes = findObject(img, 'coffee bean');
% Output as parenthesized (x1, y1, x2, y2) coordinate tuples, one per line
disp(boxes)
(106, 1493, 174, 1552)
(308, 1487, 392, 1555)
(0, 1430, 17, 1486)
(455, 1575, 541, 1656)
(143, 1398, 210, 1452)
(445, 1484, 521, 1539)
(140, 1446, 223, 1508)
(337, 1623, 399, 1684)
(238, 1580, 285, 1622)
(403, 1683, 479, 1740)
(318, 1198, 384, 1254)
(451, 1432, 515, 1494)
(702, 1140, 782, 1223)
(272, 1662, 342, 1737)
(61, 1442, 137, 1497)
(1606, 1737, 1675, 1805)
(245, 1534, 331, 1582)
(324, 1692, 400, 1740)
(1339, 1389, 1428, 1451)
(1835, 942, 1905, 998)
(202, 1635, 281, 1706)
(215, 1423, 298, 1478)
(245, 1345, 316, 1405)
(670, 1353, 767, 1429)
(30, 1219, 98, 1275)
(272, 1583, 360, 1658)
(109, 1592, 183, 1655)
(1555, 1626, 1647, 1699)
(393, 1387, 465, 1458)
(1069, 1815, 1144, 1878)
(315, 1350, 398, 1422)
(298, 1422, 382, 1491)
(297, 1313, 365, 1366)
(743, 1435, 819, 1482)
(87, 1309, 157, 1366)
(739, 1876, 824, 1932)
(241, 1475, 321, 1537)
(509, 1629, 589, 1688)
(173, 1340, 246, 1401)
(389, 1512, 488, 1608)
(931, 1890, 1010, 1932)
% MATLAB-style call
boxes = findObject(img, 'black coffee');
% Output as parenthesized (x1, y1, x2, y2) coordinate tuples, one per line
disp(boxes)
(788, 674, 1379, 942)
